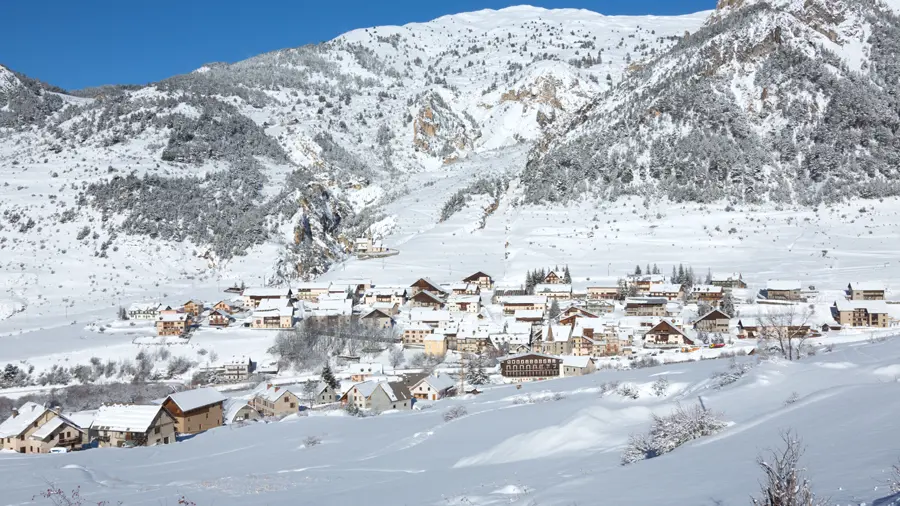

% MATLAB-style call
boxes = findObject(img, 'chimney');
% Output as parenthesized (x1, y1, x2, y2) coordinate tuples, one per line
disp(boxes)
(266, 383, 273, 389)
(11, 408, 18, 418)
(274, 386, 280, 393)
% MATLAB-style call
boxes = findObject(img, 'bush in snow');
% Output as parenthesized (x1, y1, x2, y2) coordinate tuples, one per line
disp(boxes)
(621, 403, 727, 465)
(652, 377, 670, 397)
(751, 430, 828, 506)
(389, 347, 405, 368)
(784, 392, 800, 406)
(443, 405, 468, 422)
(618, 383, 640, 400)
(711, 358, 754, 390)
(166, 356, 195, 379)
(37, 365, 72, 386)
(632, 356, 661, 369)
(303, 435, 322, 447)
(71, 364, 94, 384)
(599, 381, 621, 396)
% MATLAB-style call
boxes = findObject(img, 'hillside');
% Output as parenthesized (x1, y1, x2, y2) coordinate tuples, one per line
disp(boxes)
(0, 6, 708, 317)
(524, 0, 900, 204)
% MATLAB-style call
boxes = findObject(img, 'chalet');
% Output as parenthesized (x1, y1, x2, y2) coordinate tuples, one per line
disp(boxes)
(162, 388, 226, 435)
(294, 282, 330, 301)
(629, 274, 665, 294)
(585, 299, 616, 314)
(711, 272, 747, 289)
(306, 295, 352, 321)
(309, 382, 337, 406)
(209, 309, 235, 327)
(90, 405, 176, 448)
(492, 288, 527, 304)
(223, 399, 261, 425)
(691, 285, 724, 304)
(560, 306, 599, 321)
(499, 353, 562, 381)
(584, 279, 621, 300)
(537, 325, 573, 355)
(694, 309, 731, 334)
(213, 300, 236, 313)
(372, 301, 399, 316)
(624, 297, 668, 317)
(648, 283, 684, 301)
(156, 313, 191, 337)
(222, 356, 254, 381)
(737, 320, 811, 340)
(533, 283, 573, 300)
(349, 363, 384, 382)
(447, 294, 481, 313)
(410, 290, 445, 309)
(463, 271, 494, 290)
(340, 381, 413, 411)
(410, 374, 456, 401)
(561, 356, 596, 377)
(330, 278, 373, 296)
(514, 309, 545, 323)
(409, 278, 446, 297)
(847, 282, 886, 301)
(542, 270, 564, 284)
(402, 324, 433, 347)
(127, 302, 162, 321)
(242, 287, 293, 308)
(360, 308, 394, 329)
(456, 329, 495, 355)
(354, 237, 385, 254)
(643, 320, 694, 349)
(445, 282, 480, 296)
(183, 300, 204, 317)
(29, 415, 86, 453)
(250, 384, 301, 417)
(0, 402, 57, 453)
(409, 309, 453, 329)
(364, 287, 407, 307)
(424, 333, 448, 356)
(250, 298, 294, 329)
(766, 280, 803, 301)
(833, 300, 890, 328)
(500, 295, 548, 315)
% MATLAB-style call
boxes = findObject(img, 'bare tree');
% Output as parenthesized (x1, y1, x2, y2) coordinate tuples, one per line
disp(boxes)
(752, 430, 828, 506)
(891, 460, 900, 494)
(389, 346, 405, 369)
(302, 380, 319, 408)
(757, 306, 814, 361)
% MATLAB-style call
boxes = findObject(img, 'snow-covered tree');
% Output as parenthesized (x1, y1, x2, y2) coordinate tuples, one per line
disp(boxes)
(321, 363, 339, 391)
(389, 346, 405, 369)
(466, 355, 489, 386)
(548, 299, 561, 320)
(752, 431, 827, 506)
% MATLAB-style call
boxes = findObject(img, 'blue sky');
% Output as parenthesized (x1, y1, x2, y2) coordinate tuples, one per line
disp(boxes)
(0, 0, 715, 90)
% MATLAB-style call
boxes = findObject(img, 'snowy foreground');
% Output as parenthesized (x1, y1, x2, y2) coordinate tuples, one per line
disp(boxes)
(3, 339, 899, 505)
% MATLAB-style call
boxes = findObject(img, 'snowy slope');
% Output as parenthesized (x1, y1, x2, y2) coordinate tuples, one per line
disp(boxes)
(2, 338, 899, 505)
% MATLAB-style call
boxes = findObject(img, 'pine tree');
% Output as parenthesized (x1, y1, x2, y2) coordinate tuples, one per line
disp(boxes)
(466, 355, 489, 386)
(671, 266, 678, 283)
(653, 264, 660, 275)
(687, 267, 696, 288)
(321, 363, 339, 391)
(549, 299, 561, 320)
(705, 268, 712, 285)
(677, 264, 685, 284)
(635, 265, 642, 276)
(720, 291, 735, 317)
(563, 265, 572, 284)
(646, 264, 651, 277)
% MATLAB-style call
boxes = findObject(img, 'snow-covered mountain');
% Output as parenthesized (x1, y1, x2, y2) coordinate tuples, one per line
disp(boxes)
(524, 0, 900, 204)
(0, 6, 708, 303)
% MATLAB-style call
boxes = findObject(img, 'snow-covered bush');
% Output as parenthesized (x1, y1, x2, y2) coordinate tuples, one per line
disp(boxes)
(303, 435, 322, 447)
(712, 359, 753, 390)
(618, 383, 640, 399)
(652, 377, 670, 397)
(632, 356, 661, 369)
(621, 403, 727, 465)
(37, 365, 72, 386)
(751, 431, 827, 506)
(443, 405, 468, 422)
(784, 392, 800, 406)
(166, 356, 195, 379)
(599, 381, 621, 396)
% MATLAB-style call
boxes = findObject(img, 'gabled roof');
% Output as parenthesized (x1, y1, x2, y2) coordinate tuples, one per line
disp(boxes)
(647, 319, 685, 336)
(223, 398, 257, 424)
(164, 388, 226, 413)
(561, 356, 593, 368)
(362, 308, 392, 319)
(252, 383, 302, 402)
(0, 402, 51, 437)
(711, 272, 742, 281)
(448, 294, 480, 303)
(210, 309, 235, 319)
(697, 309, 731, 322)
(91, 405, 167, 433)
(463, 271, 492, 282)
(410, 308, 452, 322)
(541, 324, 573, 342)
(31, 416, 83, 441)
(410, 278, 445, 293)
(411, 291, 444, 304)
(414, 374, 456, 392)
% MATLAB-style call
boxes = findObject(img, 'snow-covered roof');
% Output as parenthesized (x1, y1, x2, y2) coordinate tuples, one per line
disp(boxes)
(410, 308, 452, 322)
(365, 287, 407, 296)
(767, 280, 801, 291)
(30, 416, 82, 440)
(534, 283, 572, 293)
(251, 382, 303, 402)
(499, 352, 561, 362)
(691, 285, 723, 294)
(223, 398, 256, 424)
(423, 333, 446, 342)
(504, 321, 533, 335)
(252, 305, 295, 318)
(257, 298, 290, 310)
(0, 402, 50, 437)
(243, 287, 291, 297)
(128, 302, 161, 312)
(500, 295, 548, 304)
(91, 405, 165, 433)
(541, 325, 572, 341)
(223, 355, 251, 366)
(165, 388, 226, 412)
(349, 363, 384, 375)
(625, 297, 668, 305)
(848, 282, 886, 291)
(712, 272, 742, 281)
(561, 356, 593, 368)
(650, 284, 683, 293)
(295, 282, 331, 290)
(372, 302, 398, 311)
(410, 277, 445, 292)
(834, 300, 890, 314)
(514, 309, 544, 318)
(64, 411, 96, 429)
(416, 374, 456, 392)
(448, 294, 480, 303)
(157, 313, 189, 322)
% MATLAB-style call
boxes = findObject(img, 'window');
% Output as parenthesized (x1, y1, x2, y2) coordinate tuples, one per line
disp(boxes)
(154, 427, 160, 434)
